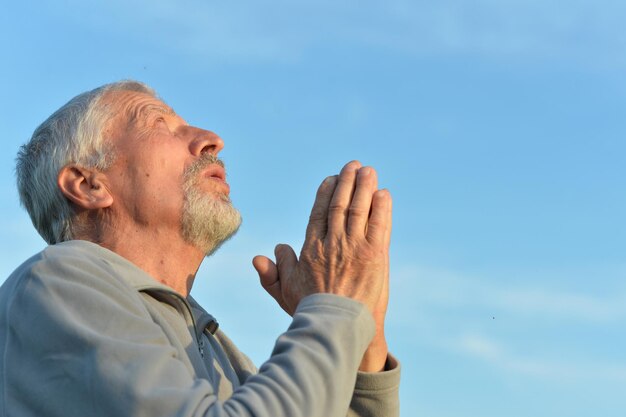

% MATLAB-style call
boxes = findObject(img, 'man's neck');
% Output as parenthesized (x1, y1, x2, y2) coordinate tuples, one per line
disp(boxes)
(93, 228, 205, 298)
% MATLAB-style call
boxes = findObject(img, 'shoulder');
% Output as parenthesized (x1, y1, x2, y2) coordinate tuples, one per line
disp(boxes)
(4, 240, 163, 293)
(5, 240, 121, 279)
(0, 240, 154, 322)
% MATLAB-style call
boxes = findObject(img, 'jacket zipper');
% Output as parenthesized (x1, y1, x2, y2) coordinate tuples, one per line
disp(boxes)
(148, 288, 205, 358)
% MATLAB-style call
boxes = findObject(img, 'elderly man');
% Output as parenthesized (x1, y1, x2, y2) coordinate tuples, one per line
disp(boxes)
(0, 81, 399, 416)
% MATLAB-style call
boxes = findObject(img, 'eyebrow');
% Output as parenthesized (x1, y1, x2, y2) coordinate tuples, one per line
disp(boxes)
(128, 102, 176, 128)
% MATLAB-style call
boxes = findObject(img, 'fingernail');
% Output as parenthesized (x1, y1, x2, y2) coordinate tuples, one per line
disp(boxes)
(358, 167, 372, 177)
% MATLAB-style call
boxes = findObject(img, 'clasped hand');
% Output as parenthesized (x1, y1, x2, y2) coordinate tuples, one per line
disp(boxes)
(253, 160, 391, 325)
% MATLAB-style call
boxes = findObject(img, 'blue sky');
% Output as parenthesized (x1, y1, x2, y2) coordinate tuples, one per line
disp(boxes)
(2, 1, 626, 416)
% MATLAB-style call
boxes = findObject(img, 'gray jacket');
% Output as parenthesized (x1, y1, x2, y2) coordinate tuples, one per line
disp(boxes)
(0, 240, 400, 416)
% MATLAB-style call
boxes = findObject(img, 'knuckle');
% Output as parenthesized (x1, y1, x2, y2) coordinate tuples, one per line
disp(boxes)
(324, 235, 340, 250)
(328, 203, 347, 216)
(367, 217, 385, 230)
(348, 206, 367, 218)
(308, 206, 326, 221)
(302, 240, 323, 257)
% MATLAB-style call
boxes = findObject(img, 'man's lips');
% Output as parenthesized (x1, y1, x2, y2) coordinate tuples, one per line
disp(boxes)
(203, 165, 226, 182)
(201, 164, 230, 194)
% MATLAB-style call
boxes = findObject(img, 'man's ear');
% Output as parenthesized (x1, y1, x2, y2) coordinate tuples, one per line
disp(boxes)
(57, 165, 114, 210)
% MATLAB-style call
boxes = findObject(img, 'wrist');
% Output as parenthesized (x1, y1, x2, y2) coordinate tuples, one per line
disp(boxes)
(358, 334, 388, 372)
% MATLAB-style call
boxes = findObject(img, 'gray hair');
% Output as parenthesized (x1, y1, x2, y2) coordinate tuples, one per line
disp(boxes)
(16, 80, 156, 244)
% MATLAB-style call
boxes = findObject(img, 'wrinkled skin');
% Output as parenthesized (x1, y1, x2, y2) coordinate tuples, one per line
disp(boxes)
(253, 160, 392, 372)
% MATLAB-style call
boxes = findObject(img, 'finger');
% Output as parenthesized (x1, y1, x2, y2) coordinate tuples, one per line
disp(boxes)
(327, 160, 362, 237)
(253, 255, 278, 289)
(378, 191, 391, 307)
(366, 189, 392, 245)
(305, 175, 338, 242)
(383, 189, 393, 250)
(347, 166, 378, 237)
(275, 244, 298, 283)
(253, 253, 292, 315)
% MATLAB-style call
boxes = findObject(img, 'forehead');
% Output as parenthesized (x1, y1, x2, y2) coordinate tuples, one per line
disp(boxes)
(102, 90, 178, 128)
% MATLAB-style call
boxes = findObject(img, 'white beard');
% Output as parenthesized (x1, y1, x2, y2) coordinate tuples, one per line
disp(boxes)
(181, 156, 242, 256)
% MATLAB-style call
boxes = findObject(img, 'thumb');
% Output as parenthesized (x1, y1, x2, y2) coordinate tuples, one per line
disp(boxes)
(253, 253, 292, 315)
(253, 255, 278, 289)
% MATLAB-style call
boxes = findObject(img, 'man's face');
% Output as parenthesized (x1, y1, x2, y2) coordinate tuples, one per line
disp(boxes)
(103, 90, 241, 254)
(181, 153, 241, 255)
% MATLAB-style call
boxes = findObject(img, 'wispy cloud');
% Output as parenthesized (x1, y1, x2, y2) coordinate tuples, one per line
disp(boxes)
(389, 262, 626, 383)
(392, 263, 626, 323)
(455, 332, 626, 382)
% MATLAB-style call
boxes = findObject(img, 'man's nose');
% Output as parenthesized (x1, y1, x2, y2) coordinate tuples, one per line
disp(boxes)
(187, 127, 224, 156)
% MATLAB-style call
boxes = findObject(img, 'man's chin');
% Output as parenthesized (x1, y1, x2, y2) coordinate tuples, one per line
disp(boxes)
(181, 195, 242, 256)
(216, 192, 232, 203)
(203, 220, 241, 258)
(181, 171, 242, 256)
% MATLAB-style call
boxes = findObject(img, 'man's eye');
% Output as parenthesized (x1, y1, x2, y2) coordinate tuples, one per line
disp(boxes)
(154, 117, 170, 129)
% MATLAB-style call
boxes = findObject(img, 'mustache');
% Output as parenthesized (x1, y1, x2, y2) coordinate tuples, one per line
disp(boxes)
(184, 153, 225, 181)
